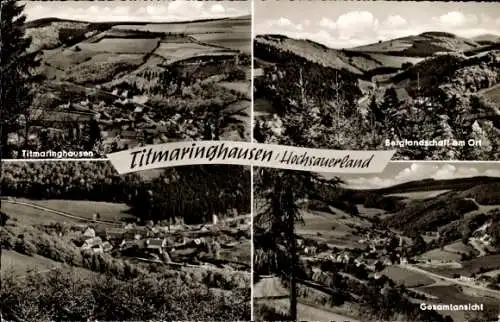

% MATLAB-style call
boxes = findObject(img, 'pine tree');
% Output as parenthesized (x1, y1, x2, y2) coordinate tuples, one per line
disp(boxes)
(1, 0, 41, 158)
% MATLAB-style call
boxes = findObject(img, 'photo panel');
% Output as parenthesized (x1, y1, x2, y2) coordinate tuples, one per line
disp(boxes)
(0, 161, 251, 321)
(253, 162, 500, 322)
(1, 0, 251, 160)
(253, 0, 500, 160)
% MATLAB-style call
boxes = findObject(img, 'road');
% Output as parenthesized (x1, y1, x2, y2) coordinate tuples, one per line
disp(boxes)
(401, 264, 500, 298)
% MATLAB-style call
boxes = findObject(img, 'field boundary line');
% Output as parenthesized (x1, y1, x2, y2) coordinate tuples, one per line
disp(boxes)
(3, 199, 121, 227)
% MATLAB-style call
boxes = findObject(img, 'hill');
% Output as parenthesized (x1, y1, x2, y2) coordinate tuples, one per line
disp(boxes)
(472, 34, 500, 45)
(8, 13, 251, 158)
(353, 32, 480, 57)
(253, 31, 500, 160)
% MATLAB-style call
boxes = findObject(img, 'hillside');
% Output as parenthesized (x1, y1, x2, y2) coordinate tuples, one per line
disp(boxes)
(254, 32, 500, 160)
(472, 34, 500, 45)
(254, 170, 500, 322)
(5, 15, 251, 158)
(353, 32, 480, 56)
(0, 161, 251, 320)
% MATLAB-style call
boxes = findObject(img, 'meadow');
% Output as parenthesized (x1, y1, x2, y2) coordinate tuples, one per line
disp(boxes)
(368, 54, 425, 69)
(111, 19, 236, 34)
(154, 42, 235, 63)
(76, 38, 160, 54)
(385, 190, 451, 200)
(13, 198, 134, 222)
(62, 53, 144, 84)
(428, 255, 500, 277)
(192, 32, 251, 53)
(1, 201, 82, 225)
(381, 266, 435, 288)
(1, 250, 61, 277)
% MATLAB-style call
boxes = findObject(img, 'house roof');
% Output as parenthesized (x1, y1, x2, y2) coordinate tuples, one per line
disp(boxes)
(146, 238, 165, 248)
(84, 237, 102, 246)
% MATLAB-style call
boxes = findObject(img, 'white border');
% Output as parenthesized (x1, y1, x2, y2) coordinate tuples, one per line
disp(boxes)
(250, 0, 255, 319)
(3, 159, 500, 163)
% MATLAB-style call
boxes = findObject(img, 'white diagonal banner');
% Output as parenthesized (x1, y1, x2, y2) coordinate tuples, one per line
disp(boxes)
(107, 141, 395, 175)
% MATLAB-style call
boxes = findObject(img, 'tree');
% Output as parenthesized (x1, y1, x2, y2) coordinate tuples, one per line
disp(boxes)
(1, 0, 41, 158)
(412, 235, 427, 255)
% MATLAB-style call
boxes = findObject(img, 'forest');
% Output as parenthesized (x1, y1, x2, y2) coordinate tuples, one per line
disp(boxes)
(1, 162, 250, 225)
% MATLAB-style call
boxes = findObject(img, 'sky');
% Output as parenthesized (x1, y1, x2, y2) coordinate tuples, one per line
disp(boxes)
(255, 1, 500, 48)
(322, 162, 500, 190)
(23, 1, 250, 23)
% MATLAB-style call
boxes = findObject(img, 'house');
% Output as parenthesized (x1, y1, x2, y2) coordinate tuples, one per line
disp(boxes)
(102, 241, 113, 252)
(105, 228, 124, 241)
(123, 229, 142, 240)
(81, 237, 102, 250)
(304, 247, 317, 256)
(120, 240, 141, 250)
(83, 227, 96, 238)
(145, 238, 167, 254)
(90, 244, 104, 253)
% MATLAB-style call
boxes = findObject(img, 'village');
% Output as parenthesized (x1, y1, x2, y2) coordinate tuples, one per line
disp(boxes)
(295, 221, 500, 293)
(70, 211, 251, 271)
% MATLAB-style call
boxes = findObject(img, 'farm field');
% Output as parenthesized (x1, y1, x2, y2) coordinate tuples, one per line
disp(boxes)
(427, 255, 500, 277)
(296, 209, 370, 248)
(368, 53, 425, 68)
(419, 248, 463, 262)
(44, 48, 95, 69)
(191, 32, 250, 53)
(75, 37, 160, 54)
(386, 190, 451, 200)
(154, 42, 236, 63)
(444, 241, 477, 255)
(354, 39, 414, 52)
(12, 198, 134, 222)
(62, 53, 144, 84)
(381, 265, 435, 287)
(111, 18, 239, 34)
(356, 204, 386, 217)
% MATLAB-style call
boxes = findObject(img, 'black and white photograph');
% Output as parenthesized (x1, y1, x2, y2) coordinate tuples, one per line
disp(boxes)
(0, 161, 251, 321)
(253, 1, 500, 160)
(253, 163, 500, 322)
(1, 0, 251, 159)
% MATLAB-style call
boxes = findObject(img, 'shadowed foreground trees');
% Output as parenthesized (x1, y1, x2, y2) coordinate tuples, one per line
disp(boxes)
(0, 268, 250, 321)
(1, 0, 41, 158)
(254, 168, 344, 321)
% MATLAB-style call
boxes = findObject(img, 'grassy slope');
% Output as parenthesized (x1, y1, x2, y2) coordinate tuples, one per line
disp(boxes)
(2, 201, 83, 225)
(13, 198, 134, 222)
(1, 250, 61, 277)
(381, 265, 435, 287)
(352, 32, 479, 56)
